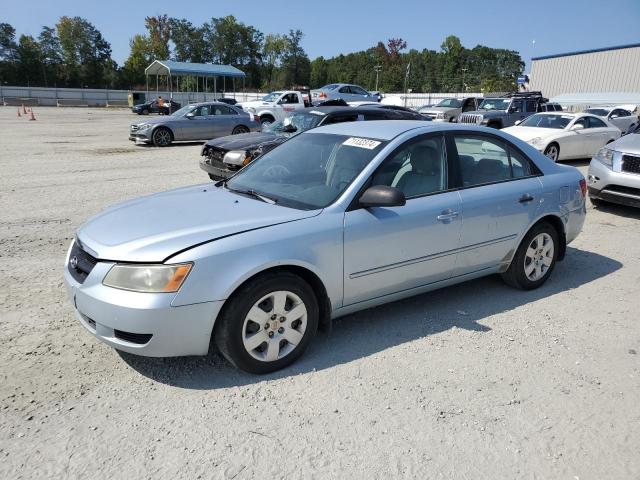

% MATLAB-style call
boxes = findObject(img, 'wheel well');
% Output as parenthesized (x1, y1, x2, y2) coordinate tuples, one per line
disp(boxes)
(233, 124, 249, 132)
(230, 265, 332, 331)
(260, 114, 275, 122)
(534, 215, 566, 260)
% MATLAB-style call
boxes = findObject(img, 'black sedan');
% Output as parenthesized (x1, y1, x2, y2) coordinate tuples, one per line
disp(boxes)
(132, 99, 181, 115)
(200, 105, 431, 180)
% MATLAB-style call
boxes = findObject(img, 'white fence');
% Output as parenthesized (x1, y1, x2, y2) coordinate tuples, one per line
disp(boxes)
(1, 85, 484, 108)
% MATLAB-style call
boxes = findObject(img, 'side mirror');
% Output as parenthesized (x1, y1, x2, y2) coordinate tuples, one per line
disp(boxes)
(514, 120, 522, 126)
(359, 185, 406, 208)
(571, 123, 584, 131)
(185, 112, 195, 119)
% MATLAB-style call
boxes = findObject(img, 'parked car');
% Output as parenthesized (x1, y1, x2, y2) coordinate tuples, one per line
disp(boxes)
(238, 91, 307, 126)
(583, 106, 638, 134)
(65, 121, 586, 373)
(502, 112, 621, 161)
(538, 102, 563, 112)
(354, 103, 431, 119)
(458, 91, 549, 129)
(369, 91, 383, 102)
(419, 97, 482, 122)
(310, 83, 376, 105)
(290, 85, 311, 106)
(214, 97, 237, 106)
(588, 131, 640, 208)
(200, 105, 430, 180)
(132, 99, 181, 115)
(129, 102, 260, 147)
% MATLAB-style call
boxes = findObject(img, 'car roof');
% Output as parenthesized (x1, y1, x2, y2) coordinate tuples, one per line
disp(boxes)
(187, 101, 237, 107)
(311, 120, 437, 140)
(299, 106, 387, 115)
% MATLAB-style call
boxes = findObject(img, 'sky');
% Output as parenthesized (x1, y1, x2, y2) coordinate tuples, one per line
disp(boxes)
(3, 0, 640, 72)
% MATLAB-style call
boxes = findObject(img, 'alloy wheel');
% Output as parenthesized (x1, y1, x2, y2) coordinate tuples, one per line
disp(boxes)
(545, 145, 558, 161)
(153, 129, 171, 147)
(523, 233, 554, 281)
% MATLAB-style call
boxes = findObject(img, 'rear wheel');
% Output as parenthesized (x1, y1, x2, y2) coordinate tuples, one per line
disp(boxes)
(544, 143, 560, 162)
(502, 222, 559, 290)
(232, 125, 249, 135)
(152, 127, 172, 147)
(214, 272, 319, 374)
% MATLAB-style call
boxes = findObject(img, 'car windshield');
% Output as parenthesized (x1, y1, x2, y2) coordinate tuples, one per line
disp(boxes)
(436, 98, 462, 108)
(171, 105, 195, 117)
(225, 132, 387, 210)
(479, 99, 511, 111)
(265, 112, 326, 137)
(521, 114, 573, 129)
(320, 84, 339, 90)
(262, 92, 283, 102)
(584, 108, 609, 116)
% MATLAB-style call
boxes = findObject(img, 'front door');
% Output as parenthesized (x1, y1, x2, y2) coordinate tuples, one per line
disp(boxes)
(181, 104, 215, 140)
(343, 134, 462, 305)
(450, 133, 542, 274)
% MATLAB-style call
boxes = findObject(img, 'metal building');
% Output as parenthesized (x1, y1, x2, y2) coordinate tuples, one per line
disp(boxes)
(529, 43, 640, 98)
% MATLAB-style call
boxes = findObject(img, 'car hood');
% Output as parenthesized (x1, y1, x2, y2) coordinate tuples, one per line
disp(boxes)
(420, 107, 456, 114)
(502, 126, 558, 142)
(77, 184, 320, 263)
(609, 133, 640, 154)
(130, 116, 175, 127)
(205, 132, 281, 150)
(463, 110, 504, 118)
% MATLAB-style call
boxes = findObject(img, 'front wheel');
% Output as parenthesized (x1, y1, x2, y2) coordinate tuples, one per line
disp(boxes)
(232, 125, 249, 135)
(152, 127, 172, 147)
(214, 272, 319, 374)
(502, 222, 559, 290)
(544, 143, 560, 162)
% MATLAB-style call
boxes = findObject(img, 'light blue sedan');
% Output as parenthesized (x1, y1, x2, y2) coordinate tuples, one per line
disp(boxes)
(64, 121, 586, 373)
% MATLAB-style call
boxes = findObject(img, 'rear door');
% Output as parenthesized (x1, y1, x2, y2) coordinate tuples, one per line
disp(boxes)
(343, 134, 462, 305)
(585, 116, 616, 152)
(449, 132, 542, 275)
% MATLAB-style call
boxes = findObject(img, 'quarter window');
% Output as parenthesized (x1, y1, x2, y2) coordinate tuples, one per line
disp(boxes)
(454, 135, 533, 186)
(587, 116, 607, 128)
(213, 105, 236, 115)
(370, 136, 447, 198)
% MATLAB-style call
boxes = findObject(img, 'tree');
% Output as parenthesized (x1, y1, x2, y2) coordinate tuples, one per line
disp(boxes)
(169, 18, 207, 62)
(262, 33, 287, 88)
(145, 15, 171, 60)
(15, 35, 42, 85)
(38, 26, 62, 86)
(122, 34, 151, 87)
(280, 29, 310, 87)
(0, 22, 18, 84)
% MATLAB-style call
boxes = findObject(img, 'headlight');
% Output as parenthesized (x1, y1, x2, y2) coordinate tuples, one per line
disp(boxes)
(594, 147, 614, 168)
(528, 137, 545, 147)
(480, 117, 489, 125)
(103, 263, 192, 293)
(138, 123, 151, 131)
(223, 150, 252, 166)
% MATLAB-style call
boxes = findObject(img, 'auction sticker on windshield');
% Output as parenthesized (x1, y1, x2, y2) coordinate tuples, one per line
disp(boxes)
(343, 137, 382, 149)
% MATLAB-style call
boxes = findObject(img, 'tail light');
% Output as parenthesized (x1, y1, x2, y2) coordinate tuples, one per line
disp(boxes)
(319, 92, 327, 99)
(579, 178, 587, 198)
(254, 114, 260, 123)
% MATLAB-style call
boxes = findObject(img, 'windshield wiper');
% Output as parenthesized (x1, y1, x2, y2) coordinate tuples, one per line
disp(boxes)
(225, 185, 277, 204)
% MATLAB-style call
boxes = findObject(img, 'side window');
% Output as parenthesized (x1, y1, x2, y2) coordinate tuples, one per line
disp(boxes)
(587, 116, 607, 128)
(370, 136, 447, 198)
(574, 117, 588, 129)
(362, 111, 389, 121)
(326, 114, 360, 124)
(525, 100, 537, 112)
(213, 105, 235, 115)
(454, 135, 510, 187)
(338, 86, 351, 93)
(508, 148, 533, 178)
(352, 86, 368, 96)
(511, 100, 524, 113)
(193, 105, 210, 116)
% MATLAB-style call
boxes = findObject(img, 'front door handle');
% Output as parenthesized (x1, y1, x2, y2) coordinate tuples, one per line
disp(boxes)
(519, 194, 535, 203)
(437, 209, 459, 221)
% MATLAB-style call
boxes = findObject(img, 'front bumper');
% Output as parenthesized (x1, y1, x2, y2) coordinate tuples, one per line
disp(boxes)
(129, 130, 151, 143)
(63, 260, 224, 357)
(588, 159, 640, 208)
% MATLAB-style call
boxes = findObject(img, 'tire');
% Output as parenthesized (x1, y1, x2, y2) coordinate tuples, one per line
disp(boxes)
(232, 125, 249, 135)
(544, 143, 560, 162)
(214, 272, 319, 374)
(501, 222, 559, 290)
(142, 108, 149, 115)
(260, 116, 274, 127)
(152, 127, 172, 147)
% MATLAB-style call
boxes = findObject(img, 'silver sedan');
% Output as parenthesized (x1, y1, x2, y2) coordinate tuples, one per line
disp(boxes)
(129, 102, 261, 147)
(66, 121, 586, 373)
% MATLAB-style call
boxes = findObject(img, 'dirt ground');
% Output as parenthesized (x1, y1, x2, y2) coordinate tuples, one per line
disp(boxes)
(0, 107, 639, 479)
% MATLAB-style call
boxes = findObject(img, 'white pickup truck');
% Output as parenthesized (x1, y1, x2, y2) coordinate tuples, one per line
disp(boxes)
(238, 91, 307, 126)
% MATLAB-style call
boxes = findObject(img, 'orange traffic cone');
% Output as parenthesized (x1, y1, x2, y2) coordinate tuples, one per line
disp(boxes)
(17, 108, 21, 117)
(29, 109, 36, 121)
(22, 104, 27, 114)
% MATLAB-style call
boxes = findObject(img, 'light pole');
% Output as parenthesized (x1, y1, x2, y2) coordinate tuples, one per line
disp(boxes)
(374, 65, 382, 91)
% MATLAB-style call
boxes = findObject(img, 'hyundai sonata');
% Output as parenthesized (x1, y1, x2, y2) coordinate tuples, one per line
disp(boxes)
(65, 121, 586, 373)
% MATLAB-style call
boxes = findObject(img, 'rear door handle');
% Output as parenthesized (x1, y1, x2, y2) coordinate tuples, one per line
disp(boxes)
(437, 209, 459, 221)
(519, 194, 535, 203)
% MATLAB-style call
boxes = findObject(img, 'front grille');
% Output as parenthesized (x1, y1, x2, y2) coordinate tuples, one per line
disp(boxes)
(622, 154, 640, 174)
(68, 241, 98, 284)
(603, 184, 640, 197)
(114, 330, 152, 345)
(459, 114, 482, 124)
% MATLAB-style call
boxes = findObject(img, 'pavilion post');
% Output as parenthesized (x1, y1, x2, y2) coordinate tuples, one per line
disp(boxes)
(232, 77, 235, 100)
(214, 76, 217, 100)
(145, 74, 149, 101)
(205, 77, 207, 101)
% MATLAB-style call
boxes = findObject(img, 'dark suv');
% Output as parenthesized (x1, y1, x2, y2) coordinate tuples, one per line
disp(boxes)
(458, 91, 550, 129)
(200, 106, 430, 180)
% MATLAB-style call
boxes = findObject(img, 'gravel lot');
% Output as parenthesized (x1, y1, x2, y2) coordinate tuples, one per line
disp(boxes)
(1, 107, 639, 479)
